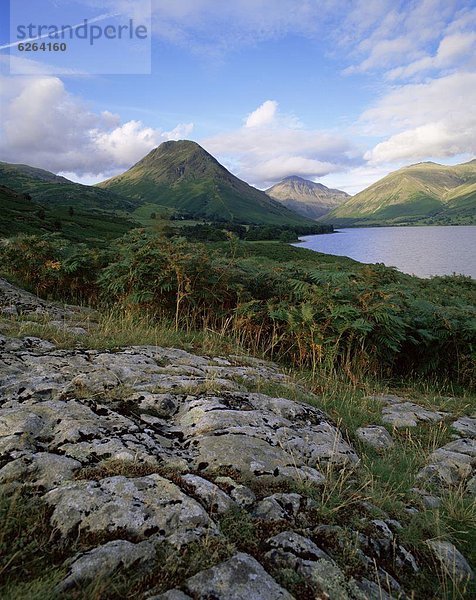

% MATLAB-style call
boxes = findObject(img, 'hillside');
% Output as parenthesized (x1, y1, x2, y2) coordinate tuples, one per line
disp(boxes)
(97, 140, 313, 225)
(0, 185, 51, 237)
(0, 161, 138, 212)
(0, 175, 135, 245)
(322, 160, 476, 226)
(266, 175, 349, 219)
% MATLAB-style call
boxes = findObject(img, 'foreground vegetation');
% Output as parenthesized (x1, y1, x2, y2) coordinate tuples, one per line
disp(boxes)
(1, 229, 474, 387)
(0, 227, 475, 599)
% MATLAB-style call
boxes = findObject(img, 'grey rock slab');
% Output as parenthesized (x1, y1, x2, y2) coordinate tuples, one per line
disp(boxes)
(356, 426, 394, 449)
(396, 544, 419, 573)
(49, 321, 87, 335)
(183, 552, 294, 600)
(214, 476, 256, 508)
(411, 488, 442, 508)
(44, 474, 215, 544)
(254, 493, 302, 521)
(148, 592, 192, 600)
(180, 474, 236, 515)
(181, 392, 357, 482)
(0, 399, 140, 457)
(195, 434, 293, 477)
(277, 464, 325, 486)
(381, 402, 448, 428)
(365, 394, 406, 405)
(417, 439, 476, 488)
(452, 416, 476, 439)
(130, 392, 179, 418)
(426, 540, 474, 582)
(58, 433, 164, 465)
(0, 452, 81, 491)
(0, 277, 77, 319)
(443, 438, 476, 457)
(296, 559, 366, 600)
(266, 531, 331, 561)
(467, 475, 476, 495)
(357, 578, 397, 600)
(371, 519, 394, 541)
(59, 539, 156, 591)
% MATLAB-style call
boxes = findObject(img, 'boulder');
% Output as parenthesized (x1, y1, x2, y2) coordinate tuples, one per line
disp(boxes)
(59, 539, 156, 591)
(183, 553, 294, 600)
(356, 426, 394, 449)
(44, 474, 215, 545)
(381, 402, 447, 428)
(426, 540, 474, 582)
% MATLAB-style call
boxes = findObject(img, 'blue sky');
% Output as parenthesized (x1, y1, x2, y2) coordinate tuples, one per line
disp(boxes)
(1, 0, 475, 193)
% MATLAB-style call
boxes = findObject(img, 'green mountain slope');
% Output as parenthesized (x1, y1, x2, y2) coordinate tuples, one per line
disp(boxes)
(266, 175, 349, 219)
(322, 160, 476, 226)
(0, 161, 138, 212)
(97, 140, 313, 225)
(0, 177, 135, 245)
(0, 185, 49, 237)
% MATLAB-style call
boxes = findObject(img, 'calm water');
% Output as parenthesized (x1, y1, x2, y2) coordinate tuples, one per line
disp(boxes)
(294, 226, 476, 279)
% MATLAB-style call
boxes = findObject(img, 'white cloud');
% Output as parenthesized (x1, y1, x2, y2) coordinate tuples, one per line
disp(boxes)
(337, 0, 474, 78)
(94, 120, 193, 165)
(386, 31, 476, 80)
(362, 72, 476, 163)
(248, 157, 337, 184)
(320, 163, 401, 195)
(0, 74, 193, 177)
(343, 36, 417, 74)
(245, 100, 277, 128)
(202, 100, 359, 187)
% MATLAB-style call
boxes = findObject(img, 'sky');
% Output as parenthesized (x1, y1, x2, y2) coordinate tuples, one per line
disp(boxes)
(0, 0, 475, 194)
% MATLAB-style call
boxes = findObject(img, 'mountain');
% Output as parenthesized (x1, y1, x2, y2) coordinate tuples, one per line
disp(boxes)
(0, 168, 136, 244)
(0, 185, 47, 237)
(0, 161, 138, 212)
(322, 160, 476, 226)
(97, 140, 313, 225)
(266, 175, 350, 220)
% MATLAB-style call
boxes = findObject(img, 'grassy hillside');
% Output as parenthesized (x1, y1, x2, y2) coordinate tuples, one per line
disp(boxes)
(322, 160, 476, 226)
(0, 184, 135, 244)
(98, 140, 314, 225)
(0, 161, 138, 212)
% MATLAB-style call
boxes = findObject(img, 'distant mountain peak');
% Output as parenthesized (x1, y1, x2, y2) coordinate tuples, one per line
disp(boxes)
(266, 176, 349, 220)
(282, 175, 308, 182)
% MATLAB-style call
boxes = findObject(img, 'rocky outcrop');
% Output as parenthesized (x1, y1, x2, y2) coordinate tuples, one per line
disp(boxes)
(0, 326, 366, 597)
(367, 394, 448, 428)
(0, 276, 87, 321)
(1, 281, 474, 598)
(356, 425, 394, 449)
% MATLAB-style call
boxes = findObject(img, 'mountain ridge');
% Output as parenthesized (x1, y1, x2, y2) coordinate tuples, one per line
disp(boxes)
(321, 159, 476, 226)
(266, 175, 350, 220)
(97, 140, 313, 225)
(0, 161, 138, 212)
(0, 165, 137, 243)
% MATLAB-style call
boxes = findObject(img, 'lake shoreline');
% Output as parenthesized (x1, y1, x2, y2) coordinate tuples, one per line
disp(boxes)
(293, 225, 476, 279)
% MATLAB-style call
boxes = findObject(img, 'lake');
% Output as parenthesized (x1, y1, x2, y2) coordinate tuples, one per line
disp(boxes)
(294, 225, 476, 279)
